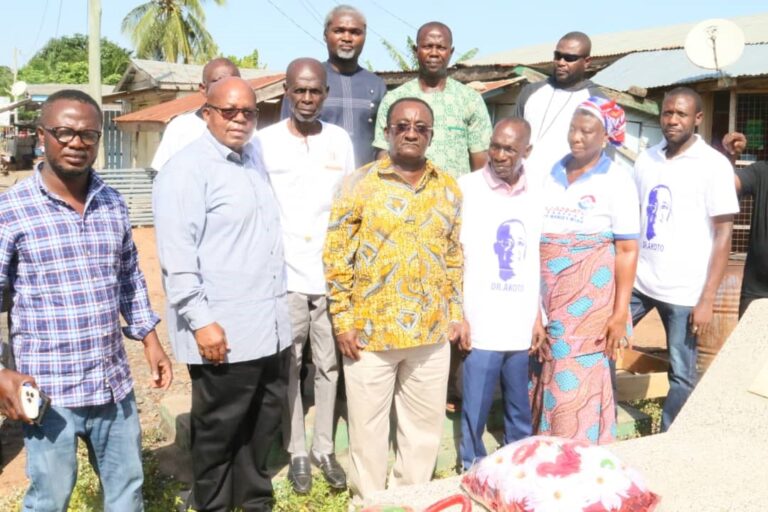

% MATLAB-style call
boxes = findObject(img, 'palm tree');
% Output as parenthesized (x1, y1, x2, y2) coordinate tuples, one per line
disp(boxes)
(122, 0, 225, 64)
(381, 36, 479, 71)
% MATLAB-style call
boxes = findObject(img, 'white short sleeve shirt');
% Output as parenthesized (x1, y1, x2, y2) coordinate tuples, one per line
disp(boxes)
(525, 84, 593, 178)
(634, 135, 740, 306)
(459, 168, 543, 351)
(153, 111, 207, 171)
(541, 154, 640, 238)
(257, 120, 355, 295)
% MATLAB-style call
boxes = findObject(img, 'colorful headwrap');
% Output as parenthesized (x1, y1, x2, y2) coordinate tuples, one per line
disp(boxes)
(576, 96, 626, 147)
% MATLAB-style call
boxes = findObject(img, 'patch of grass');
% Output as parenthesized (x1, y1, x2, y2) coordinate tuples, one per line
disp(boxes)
(1, 427, 182, 511)
(629, 398, 665, 436)
(141, 429, 185, 512)
(433, 466, 459, 480)
(273, 476, 349, 512)
(0, 486, 24, 511)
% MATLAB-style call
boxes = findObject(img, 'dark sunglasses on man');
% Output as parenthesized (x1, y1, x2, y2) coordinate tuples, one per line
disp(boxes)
(41, 126, 102, 146)
(553, 51, 585, 63)
(205, 104, 259, 121)
(389, 122, 433, 136)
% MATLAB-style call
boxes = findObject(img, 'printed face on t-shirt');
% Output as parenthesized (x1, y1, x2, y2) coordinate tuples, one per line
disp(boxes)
(494, 219, 526, 281)
(645, 184, 672, 243)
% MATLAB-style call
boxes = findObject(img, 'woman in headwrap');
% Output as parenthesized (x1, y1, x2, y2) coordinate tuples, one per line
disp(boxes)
(530, 97, 640, 444)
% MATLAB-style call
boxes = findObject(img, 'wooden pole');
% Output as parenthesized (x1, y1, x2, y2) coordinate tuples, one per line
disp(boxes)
(88, 0, 104, 168)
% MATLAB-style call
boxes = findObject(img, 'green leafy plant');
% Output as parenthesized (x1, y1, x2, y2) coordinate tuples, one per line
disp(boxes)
(227, 49, 266, 70)
(273, 476, 350, 512)
(380, 36, 479, 71)
(628, 398, 665, 436)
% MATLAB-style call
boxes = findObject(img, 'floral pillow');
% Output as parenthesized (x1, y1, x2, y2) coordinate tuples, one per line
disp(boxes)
(461, 436, 659, 512)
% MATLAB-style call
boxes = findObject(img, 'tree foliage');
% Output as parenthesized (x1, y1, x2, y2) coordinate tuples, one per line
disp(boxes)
(17, 34, 132, 85)
(381, 37, 479, 71)
(381, 36, 417, 71)
(227, 49, 266, 70)
(122, 0, 225, 64)
(0, 66, 13, 96)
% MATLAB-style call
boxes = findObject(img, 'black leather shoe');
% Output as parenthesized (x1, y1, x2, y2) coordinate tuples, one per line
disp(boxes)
(310, 452, 347, 489)
(288, 455, 312, 494)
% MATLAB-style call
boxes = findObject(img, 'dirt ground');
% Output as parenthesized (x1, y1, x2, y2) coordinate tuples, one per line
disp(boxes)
(0, 226, 670, 496)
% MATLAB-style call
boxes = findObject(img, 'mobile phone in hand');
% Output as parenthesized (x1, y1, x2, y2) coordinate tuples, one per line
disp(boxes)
(20, 384, 51, 425)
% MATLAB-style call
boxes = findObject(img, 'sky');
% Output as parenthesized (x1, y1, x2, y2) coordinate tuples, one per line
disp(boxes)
(1, 0, 766, 74)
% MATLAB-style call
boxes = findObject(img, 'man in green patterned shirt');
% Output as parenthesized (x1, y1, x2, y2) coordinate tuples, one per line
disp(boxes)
(373, 21, 492, 179)
(374, 22, 492, 411)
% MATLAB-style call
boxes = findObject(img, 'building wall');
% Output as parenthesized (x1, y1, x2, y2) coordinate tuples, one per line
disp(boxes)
(118, 90, 189, 168)
(134, 130, 162, 168)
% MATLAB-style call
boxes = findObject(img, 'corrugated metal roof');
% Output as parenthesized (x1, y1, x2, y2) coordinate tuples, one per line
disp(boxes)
(591, 44, 768, 91)
(469, 13, 768, 66)
(114, 74, 285, 124)
(114, 59, 277, 92)
(468, 77, 525, 94)
(25, 83, 115, 98)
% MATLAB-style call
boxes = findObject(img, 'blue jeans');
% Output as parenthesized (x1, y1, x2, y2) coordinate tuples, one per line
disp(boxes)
(460, 348, 532, 470)
(22, 391, 144, 512)
(630, 289, 698, 432)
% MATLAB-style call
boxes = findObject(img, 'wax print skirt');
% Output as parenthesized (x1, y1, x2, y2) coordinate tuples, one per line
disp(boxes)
(530, 232, 622, 445)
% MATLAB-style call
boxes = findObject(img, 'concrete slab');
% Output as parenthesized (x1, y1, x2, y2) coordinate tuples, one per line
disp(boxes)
(361, 299, 768, 511)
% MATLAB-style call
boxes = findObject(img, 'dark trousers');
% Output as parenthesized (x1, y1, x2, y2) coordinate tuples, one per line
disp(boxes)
(630, 290, 697, 431)
(739, 293, 764, 318)
(188, 349, 289, 512)
(460, 348, 531, 470)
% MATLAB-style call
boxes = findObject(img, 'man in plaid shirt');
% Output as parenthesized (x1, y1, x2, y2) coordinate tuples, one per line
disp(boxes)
(0, 90, 173, 511)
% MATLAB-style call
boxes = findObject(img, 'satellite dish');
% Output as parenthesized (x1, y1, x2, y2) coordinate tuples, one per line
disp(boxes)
(684, 19, 744, 71)
(10, 81, 28, 97)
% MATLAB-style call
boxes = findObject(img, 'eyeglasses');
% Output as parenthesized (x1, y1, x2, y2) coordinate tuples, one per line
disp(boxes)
(389, 123, 433, 136)
(41, 126, 101, 146)
(553, 51, 586, 63)
(205, 104, 259, 121)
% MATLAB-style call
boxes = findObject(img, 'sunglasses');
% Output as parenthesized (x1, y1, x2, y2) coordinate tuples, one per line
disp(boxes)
(41, 126, 102, 146)
(205, 104, 259, 121)
(389, 123, 433, 136)
(553, 51, 586, 63)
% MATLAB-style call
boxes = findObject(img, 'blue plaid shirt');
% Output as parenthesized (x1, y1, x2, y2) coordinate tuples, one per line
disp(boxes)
(0, 170, 160, 407)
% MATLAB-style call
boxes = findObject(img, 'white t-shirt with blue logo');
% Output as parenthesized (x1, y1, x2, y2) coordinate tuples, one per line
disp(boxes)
(541, 154, 640, 238)
(633, 136, 739, 306)
(459, 169, 543, 352)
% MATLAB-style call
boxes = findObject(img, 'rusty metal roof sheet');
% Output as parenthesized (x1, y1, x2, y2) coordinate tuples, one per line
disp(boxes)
(114, 74, 285, 125)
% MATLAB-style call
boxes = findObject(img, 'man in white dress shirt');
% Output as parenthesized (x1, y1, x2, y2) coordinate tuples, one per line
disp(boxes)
(151, 57, 240, 170)
(257, 58, 354, 495)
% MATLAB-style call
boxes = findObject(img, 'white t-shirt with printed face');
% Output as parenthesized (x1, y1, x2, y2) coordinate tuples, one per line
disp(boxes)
(634, 135, 740, 306)
(459, 169, 543, 352)
(541, 154, 640, 238)
(257, 120, 355, 295)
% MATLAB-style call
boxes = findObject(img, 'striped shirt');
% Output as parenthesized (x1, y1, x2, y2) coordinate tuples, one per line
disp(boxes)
(0, 170, 160, 407)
